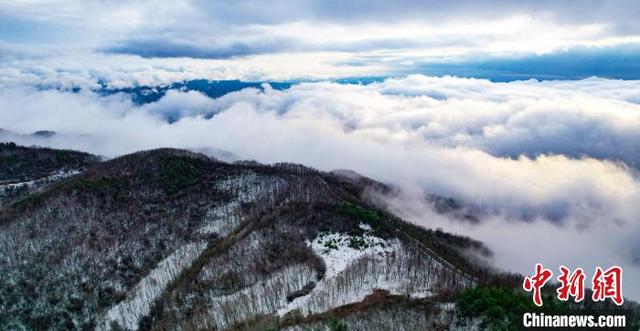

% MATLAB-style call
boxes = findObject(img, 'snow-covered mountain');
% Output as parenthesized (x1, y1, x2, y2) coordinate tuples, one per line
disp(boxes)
(4, 143, 617, 330)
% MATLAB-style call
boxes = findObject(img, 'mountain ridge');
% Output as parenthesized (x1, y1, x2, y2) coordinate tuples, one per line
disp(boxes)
(3, 143, 634, 330)
(1, 144, 491, 330)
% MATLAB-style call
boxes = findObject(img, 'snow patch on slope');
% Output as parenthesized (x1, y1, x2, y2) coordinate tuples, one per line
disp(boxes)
(310, 230, 394, 278)
(214, 173, 287, 204)
(0, 169, 80, 192)
(278, 229, 400, 316)
(98, 241, 207, 331)
(278, 227, 468, 317)
(197, 202, 243, 237)
(197, 173, 290, 237)
(192, 264, 318, 330)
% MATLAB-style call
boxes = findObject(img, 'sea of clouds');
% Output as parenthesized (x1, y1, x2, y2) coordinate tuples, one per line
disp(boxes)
(1, 74, 639, 300)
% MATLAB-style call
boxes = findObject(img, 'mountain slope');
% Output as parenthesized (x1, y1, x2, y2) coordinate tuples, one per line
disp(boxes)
(0, 142, 100, 208)
(0, 146, 489, 330)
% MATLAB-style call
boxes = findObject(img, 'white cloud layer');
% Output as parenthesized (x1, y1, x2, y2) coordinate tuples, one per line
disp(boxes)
(1, 75, 640, 300)
(0, 52, 385, 89)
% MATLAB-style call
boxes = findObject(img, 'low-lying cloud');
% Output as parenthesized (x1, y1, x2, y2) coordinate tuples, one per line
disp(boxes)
(1, 75, 640, 300)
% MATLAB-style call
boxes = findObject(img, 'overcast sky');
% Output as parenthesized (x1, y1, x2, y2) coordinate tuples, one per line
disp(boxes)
(2, 0, 640, 81)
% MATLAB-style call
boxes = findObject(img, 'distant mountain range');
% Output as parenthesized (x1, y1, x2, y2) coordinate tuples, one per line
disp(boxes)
(42, 78, 390, 107)
(97, 80, 293, 105)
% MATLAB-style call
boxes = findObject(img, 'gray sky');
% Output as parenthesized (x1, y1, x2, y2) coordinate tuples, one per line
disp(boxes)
(1, 0, 640, 80)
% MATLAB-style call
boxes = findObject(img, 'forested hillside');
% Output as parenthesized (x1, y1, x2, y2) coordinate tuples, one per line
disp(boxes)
(4, 144, 632, 331)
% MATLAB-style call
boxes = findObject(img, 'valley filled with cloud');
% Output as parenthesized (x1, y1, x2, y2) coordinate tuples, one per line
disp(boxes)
(2, 74, 640, 300)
